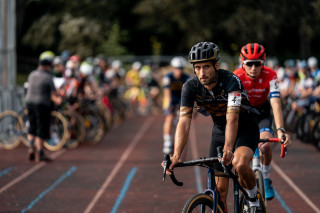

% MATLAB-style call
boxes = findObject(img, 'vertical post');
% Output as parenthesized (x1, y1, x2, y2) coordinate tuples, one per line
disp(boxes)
(0, 0, 17, 111)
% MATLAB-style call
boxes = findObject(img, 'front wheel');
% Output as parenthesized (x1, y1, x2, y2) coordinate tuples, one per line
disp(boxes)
(0, 110, 23, 149)
(182, 193, 223, 213)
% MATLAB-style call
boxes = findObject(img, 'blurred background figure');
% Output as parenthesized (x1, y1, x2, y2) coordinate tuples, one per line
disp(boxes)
(25, 51, 62, 163)
(162, 56, 189, 154)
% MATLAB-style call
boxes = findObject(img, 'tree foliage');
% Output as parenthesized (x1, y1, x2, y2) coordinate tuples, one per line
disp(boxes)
(17, 0, 320, 60)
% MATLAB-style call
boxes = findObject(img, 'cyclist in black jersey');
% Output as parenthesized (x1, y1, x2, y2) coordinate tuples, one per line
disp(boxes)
(163, 42, 261, 210)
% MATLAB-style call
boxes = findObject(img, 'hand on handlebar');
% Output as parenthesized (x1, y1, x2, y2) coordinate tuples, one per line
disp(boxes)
(222, 148, 234, 166)
(280, 133, 291, 148)
(161, 155, 180, 176)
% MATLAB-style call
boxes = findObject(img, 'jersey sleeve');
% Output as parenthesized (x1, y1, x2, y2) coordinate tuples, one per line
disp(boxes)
(269, 71, 280, 98)
(162, 75, 171, 88)
(180, 81, 196, 107)
(227, 73, 244, 93)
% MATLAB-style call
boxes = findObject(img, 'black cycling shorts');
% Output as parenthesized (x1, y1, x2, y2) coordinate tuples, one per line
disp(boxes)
(254, 101, 274, 134)
(254, 112, 274, 135)
(209, 115, 259, 172)
(163, 103, 180, 115)
(27, 103, 51, 140)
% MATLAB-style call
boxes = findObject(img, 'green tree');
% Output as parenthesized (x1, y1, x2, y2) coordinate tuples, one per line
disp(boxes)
(99, 21, 129, 56)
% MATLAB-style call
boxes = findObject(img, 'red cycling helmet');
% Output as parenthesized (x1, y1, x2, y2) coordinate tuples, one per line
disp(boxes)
(240, 43, 266, 61)
(69, 55, 82, 62)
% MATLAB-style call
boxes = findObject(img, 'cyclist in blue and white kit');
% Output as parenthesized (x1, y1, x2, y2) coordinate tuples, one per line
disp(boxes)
(162, 57, 190, 154)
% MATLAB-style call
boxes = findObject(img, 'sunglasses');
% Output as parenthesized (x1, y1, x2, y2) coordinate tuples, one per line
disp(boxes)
(244, 61, 263, 67)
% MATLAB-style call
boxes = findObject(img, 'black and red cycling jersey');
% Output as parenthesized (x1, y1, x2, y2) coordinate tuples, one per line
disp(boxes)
(233, 66, 280, 108)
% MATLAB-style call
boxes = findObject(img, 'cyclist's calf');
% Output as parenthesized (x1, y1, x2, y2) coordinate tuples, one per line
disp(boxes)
(232, 147, 256, 189)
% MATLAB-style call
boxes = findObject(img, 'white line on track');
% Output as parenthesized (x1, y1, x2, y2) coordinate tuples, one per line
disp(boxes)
(0, 149, 66, 194)
(83, 116, 154, 213)
(271, 161, 320, 213)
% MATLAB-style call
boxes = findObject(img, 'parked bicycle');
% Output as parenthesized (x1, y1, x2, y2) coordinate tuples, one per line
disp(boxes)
(0, 107, 69, 151)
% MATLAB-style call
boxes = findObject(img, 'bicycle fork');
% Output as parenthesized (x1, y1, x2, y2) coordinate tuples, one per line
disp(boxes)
(203, 167, 220, 212)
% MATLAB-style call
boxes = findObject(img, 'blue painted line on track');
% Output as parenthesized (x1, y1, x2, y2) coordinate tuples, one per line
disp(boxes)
(0, 167, 13, 178)
(274, 188, 293, 213)
(194, 167, 203, 193)
(21, 166, 77, 213)
(111, 167, 137, 213)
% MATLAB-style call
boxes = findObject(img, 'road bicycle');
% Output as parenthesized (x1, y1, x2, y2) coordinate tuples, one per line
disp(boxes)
(163, 142, 286, 213)
(252, 137, 286, 204)
(0, 106, 70, 151)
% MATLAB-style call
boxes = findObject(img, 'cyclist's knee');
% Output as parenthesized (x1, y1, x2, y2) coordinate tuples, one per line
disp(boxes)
(259, 142, 271, 154)
(232, 155, 251, 175)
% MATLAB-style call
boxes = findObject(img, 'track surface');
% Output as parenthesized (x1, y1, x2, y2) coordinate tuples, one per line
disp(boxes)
(0, 114, 320, 213)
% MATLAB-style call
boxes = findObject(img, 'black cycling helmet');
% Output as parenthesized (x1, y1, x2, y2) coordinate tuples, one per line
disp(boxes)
(189, 42, 220, 64)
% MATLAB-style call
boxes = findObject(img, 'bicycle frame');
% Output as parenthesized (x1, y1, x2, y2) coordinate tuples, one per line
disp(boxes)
(203, 167, 220, 212)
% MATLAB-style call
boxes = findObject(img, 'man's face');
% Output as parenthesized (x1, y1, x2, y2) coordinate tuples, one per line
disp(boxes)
(194, 61, 217, 85)
(243, 60, 263, 79)
(173, 67, 183, 79)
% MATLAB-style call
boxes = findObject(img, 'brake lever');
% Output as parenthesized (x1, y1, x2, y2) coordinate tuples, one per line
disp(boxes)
(162, 154, 183, 186)
(281, 134, 288, 158)
(217, 146, 227, 174)
(163, 154, 170, 181)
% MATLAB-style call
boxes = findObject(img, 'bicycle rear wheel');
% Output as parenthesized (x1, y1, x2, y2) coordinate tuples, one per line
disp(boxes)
(96, 102, 113, 132)
(62, 110, 86, 149)
(0, 110, 23, 149)
(82, 108, 104, 144)
(20, 108, 31, 147)
(311, 117, 320, 150)
(43, 111, 69, 151)
(182, 193, 223, 213)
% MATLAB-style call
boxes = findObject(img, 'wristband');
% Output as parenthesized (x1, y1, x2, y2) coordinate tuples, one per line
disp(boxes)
(277, 127, 286, 134)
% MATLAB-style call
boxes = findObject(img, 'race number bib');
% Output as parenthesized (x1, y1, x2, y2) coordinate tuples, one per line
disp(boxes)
(269, 79, 280, 98)
(227, 91, 241, 113)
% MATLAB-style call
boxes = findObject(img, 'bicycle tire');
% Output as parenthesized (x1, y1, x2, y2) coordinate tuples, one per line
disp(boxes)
(43, 111, 69, 151)
(0, 110, 23, 149)
(255, 170, 266, 202)
(96, 102, 113, 132)
(82, 108, 104, 144)
(295, 114, 305, 141)
(240, 189, 266, 213)
(311, 117, 320, 150)
(20, 108, 31, 147)
(182, 193, 223, 213)
(62, 110, 86, 149)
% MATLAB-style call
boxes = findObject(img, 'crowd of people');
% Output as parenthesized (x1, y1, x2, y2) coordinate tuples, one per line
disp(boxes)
(24, 50, 167, 162)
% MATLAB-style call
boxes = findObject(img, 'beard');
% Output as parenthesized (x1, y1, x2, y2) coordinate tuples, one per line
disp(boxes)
(199, 70, 217, 85)
(200, 75, 215, 85)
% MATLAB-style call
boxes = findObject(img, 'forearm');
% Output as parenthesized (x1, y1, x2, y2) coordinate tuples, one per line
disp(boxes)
(224, 115, 238, 151)
(173, 118, 191, 159)
(164, 88, 171, 102)
(271, 98, 284, 130)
